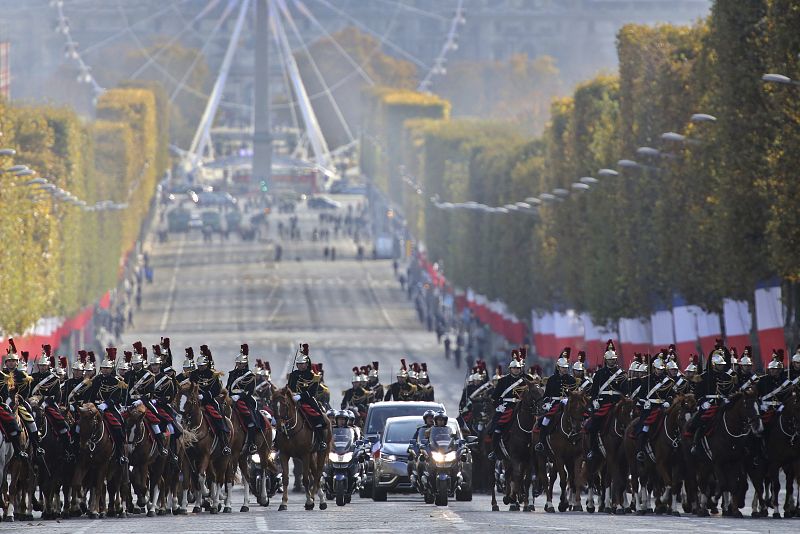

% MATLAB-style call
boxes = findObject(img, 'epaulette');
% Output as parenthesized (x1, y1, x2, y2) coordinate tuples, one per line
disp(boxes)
(312, 373, 322, 383)
(24, 374, 33, 383)
(214, 370, 224, 377)
(117, 378, 128, 389)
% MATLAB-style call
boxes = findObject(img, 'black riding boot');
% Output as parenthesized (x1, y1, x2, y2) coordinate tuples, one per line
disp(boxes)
(112, 428, 128, 464)
(488, 432, 502, 461)
(315, 425, 328, 451)
(247, 427, 258, 453)
(28, 427, 44, 456)
(221, 431, 232, 455)
(10, 433, 27, 458)
(155, 431, 169, 457)
(587, 431, 600, 460)
(59, 431, 74, 460)
(636, 431, 648, 462)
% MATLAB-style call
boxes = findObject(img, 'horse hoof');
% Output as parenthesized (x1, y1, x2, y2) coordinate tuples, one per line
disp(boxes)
(773, 512, 782, 519)
(523, 505, 532, 513)
(672, 511, 680, 517)
(210, 507, 219, 515)
(492, 505, 500, 512)
(147, 510, 155, 518)
(3, 516, 12, 522)
(752, 511, 761, 518)
(319, 502, 327, 510)
(98, 513, 105, 519)
(697, 509, 709, 517)
(503, 496, 510, 505)
(710, 507, 719, 515)
(304, 503, 314, 510)
(732, 510, 743, 519)
(587, 506, 595, 514)
(223, 507, 232, 513)
(90, 512, 100, 520)
(279, 504, 287, 511)
(545, 505, 555, 513)
(156, 509, 164, 516)
(509, 504, 519, 512)
(61, 511, 70, 520)
(573, 505, 583, 512)
(636, 510, 646, 516)
(240, 506, 249, 513)
(119, 511, 128, 519)
(177, 508, 187, 515)
(192, 506, 201, 514)
(558, 503, 568, 512)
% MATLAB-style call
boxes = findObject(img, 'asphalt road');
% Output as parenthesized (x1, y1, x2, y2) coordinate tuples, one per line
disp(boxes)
(6, 195, 796, 533)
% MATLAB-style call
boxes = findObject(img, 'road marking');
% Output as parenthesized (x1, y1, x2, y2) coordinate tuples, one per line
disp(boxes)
(159, 234, 185, 331)
(255, 515, 268, 532)
(267, 300, 284, 324)
(73, 519, 103, 534)
(441, 509, 470, 530)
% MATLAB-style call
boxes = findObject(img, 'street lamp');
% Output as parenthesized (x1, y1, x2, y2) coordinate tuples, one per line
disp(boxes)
(617, 159, 639, 169)
(636, 146, 660, 158)
(762, 73, 800, 86)
(690, 113, 717, 123)
(597, 168, 618, 177)
(0, 148, 16, 157)
(571, 182, 591, 191)
(579, 176, 599, 184)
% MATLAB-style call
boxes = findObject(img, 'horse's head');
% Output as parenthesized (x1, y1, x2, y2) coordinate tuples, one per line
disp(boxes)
(521, 382, 544, 410)
(566, 390, 588, 421)
(614, 396, 635, 425)
(179, 383, 202, 421)
(731, 387, 762, 435)
(78, 403, 101, 446)
(126, 401, 147, 428)
(671, 393, 697, 423)
(271, 387, 295, 424)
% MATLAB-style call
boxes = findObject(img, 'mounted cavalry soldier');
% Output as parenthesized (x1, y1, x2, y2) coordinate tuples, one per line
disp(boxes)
(384, 359, 417, 401)
(123, 341, 147, 404)
(176, 347, 196, 389)
(287, 343, 329, 451)
(757, 350, 792, 423)
(683, 355, 701, 394)
(416, 363, 434, 401)
(84, 347, 129, 464)
(254, 359, 273, 405)
(666, 347, 690, 395)
(687, 343, 738, 456)
(313, 363, 332, 410)
(573, 352, 592, 393)
(227, 343, 261, 453)
(790, 345, 800, 381)
(30, 344, 73, 458)
(489, 349, 532, 460)
(0, 339, 37, 458)
(635, 352, 676, 462)
(126, 344, 170, 458)
(2, 345, 44, 457)
(736, 347, 759, 392)
(534, 348, 577, 451)
(190, 344, 231, 455)
(152, 343, 182, 462)
(587, 340, 628, 460)
(63, 351, 90, 409)
(341, 367, 370, 410)
(365, 362, 384, 403)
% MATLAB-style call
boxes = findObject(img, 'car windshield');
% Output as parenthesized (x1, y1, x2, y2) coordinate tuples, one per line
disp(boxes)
(384, 419, 422, 443)
(331, 428, 354, 451)
(366, 405, 440, 435)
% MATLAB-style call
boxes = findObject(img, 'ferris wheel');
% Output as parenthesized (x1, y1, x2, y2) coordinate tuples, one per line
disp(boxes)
(45, 0, 465, 173)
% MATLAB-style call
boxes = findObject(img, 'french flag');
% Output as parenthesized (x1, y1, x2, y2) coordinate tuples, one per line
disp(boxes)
(582, 314, 616, 369)
(723, 298, 752, 354)
(696, 309, 722, 357)
(755, 282, 786, 363)
(539, 312, 557, 359)
(650, 307, 675, 353)
(618, 317, 652, 367)
(554, 310, 585, 354)
(672, 295, 699, 364)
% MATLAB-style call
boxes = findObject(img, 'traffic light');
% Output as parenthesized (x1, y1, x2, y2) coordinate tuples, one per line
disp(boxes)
(259, 179, 268, 192)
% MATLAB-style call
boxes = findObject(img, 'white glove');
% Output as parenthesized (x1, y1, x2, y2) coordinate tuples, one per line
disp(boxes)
(663, 402, 670, 409)
(198, 393, 204, 400)
(98, 402, 108, 411)
(293, 394, 301, 402)
(496, 405, 506, 413)
(231, 394, 240, 401)
(701, 401, 711, 410)
(643, 401, 651, 410)
(592, 400, 600, 410)
(560, 398, 568, 405)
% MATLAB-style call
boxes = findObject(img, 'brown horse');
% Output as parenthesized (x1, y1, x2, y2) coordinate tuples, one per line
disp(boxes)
(538, 389, 588, 513)
(691, 388, 761, 517)
(2, 406, 32, 521)
(72, 403, 127, 518)
(29, 396, 72, 520)
(177, 382, 235, 514)
(627, 394, 696, 516)
(125, 402, 168, 516)
(763, 392, 800, 518)
(490, 383, 542, 512)
(228, 396, 274, 512)
(585, 396, 634, 514)
(271, 387, 329, 511)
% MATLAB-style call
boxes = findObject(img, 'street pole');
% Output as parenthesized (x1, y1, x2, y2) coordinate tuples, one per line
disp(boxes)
(253, 0, 272, 192)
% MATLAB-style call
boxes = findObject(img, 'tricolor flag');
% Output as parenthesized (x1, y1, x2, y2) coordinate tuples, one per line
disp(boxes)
(723, 298, 752, 354)
(696, 309, 722, 357)
(554, 310, 585, 354)
(672, 296, 700, 364)
(582, 314, 617, 369)
(755, 282, 786, 363)
(619, 317, 652, 366)
(650, 307, 675, 351)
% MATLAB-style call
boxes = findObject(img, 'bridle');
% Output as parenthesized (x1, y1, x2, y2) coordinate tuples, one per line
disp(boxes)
(273, 393, 301, 438)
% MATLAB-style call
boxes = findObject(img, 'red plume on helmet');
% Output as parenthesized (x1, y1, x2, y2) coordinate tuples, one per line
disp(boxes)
(124, 351, 133, 363)
(578, 351, 586, 363)
(300, 343, 309, 356)
(105, 347, 117, 361)
(605, 339, 615, 352)
(533, 364, 543, 375)
(7, 338, 17, 354)
(78, 350, 87, 362)
(714, 338, 724, 350)
(372, 361, 379, 371)
(241, 344, 249, 356)
(59, 356, 68, 368)
(42, 344, 52, 357)
(776, 349, 785, 364)
(133, 341, 143, 354)
(265, 362, 271, 372)
(255, 358, 263, 369)
(421, 362, 428, 372)
(152, 344, 162, 356)
(400, 358, 407, 370)
(311, 363, 319, 374)
(519, 347, 527, 360)
(185, 347, 194, 359)
(88, 351, 96, 364)
(21, 351, 29, 363)
(352, 366, 359, 375)
(495, 365, 502, 375)
(141, 346, 148, 359)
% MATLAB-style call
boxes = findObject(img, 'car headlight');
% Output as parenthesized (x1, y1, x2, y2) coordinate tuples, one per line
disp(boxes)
(380, 453, 397, 462)
(329, 451, 354, 462)
(251, 453, 261, 464)
(431, 451, 457, 463)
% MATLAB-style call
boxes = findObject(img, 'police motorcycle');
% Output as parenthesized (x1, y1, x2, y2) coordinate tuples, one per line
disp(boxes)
(248, 448, 281, 506)
(418, 415, 473, 506)
(324, 422, 365, 506)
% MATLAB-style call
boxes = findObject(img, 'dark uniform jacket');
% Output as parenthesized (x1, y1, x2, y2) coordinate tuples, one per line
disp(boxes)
(30, 370, 62, 403)
(0, 369, 32, 402)
(697, 368, 737, 400)
(459, 384, 480, 411)
(416, 383, 435, 401)
(591, 366, 628, 401)
(227, 368, 256, 396)
(640, 374, 675, 404)
(367, 382, 384, 403)
(190, 367, 223, 401)
(383, 381, 417, 401)
(63, 376, 91, 405)
(341, 385, 370, 409)
(153, 372, 178, 404)
(543, 372, 576, 398)
(84, 373, 127, 404)
(757, 373, 785, 403)
(492, 372, 532, 407)
(287, 368, 320, 401)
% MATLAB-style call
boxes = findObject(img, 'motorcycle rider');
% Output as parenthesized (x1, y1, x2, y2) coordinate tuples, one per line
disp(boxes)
(287, 343, 330, 451)
(227, 344, 261, 453)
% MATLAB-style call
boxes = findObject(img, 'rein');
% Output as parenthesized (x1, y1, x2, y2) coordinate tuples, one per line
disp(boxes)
(276, 396, 302, 439)
(722, 404, 751, 439)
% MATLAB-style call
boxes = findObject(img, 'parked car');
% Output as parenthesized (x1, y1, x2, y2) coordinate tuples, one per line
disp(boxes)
(361, 401, 444, 497)
(307, 196, 341, 210)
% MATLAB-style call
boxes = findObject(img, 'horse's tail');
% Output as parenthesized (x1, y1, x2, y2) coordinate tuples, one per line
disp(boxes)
(180, 427, 199, 447)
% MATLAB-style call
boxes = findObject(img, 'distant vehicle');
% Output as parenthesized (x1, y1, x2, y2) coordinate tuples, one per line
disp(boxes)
(187, 212, 203, 230)
(195, 191, 237, 207)
(201, 210, 222, 231)
(167, 208, 191, 232)
(307, 196, 342, 210)
(342, 184, 367, 195)
(328, 180, 348, 194)
(165, 183, 193, 202)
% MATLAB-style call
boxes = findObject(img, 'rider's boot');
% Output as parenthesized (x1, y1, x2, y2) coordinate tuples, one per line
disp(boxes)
(635, 430, 648, 462)
(586, 431, 600, 460)
(58, 430, 74, 460)
(315, 425, 328, 451)
(246, 427, 258, 453)
(112, 428, 128, 464)
(690, 426, 704, 457)
(154, 429, 169, 457)
(488, 431, 501, 461)
(10, 432, 28, 459)
(535, 417, 551, 452)
(28, 424, 44, 456)
(221, 431, 232, 455)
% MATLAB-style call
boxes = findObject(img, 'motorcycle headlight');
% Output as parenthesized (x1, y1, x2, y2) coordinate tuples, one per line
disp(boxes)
(432, 451, 457, 463)
(269, 450, 278, 461)
(329, 451, 354, 462)
(251, 453, 261, 464)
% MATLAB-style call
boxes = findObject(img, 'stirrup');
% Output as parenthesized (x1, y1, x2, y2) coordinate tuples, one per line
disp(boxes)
(248, 443, 258, 454)
(161, 447, 169, 456)
(534, 442, 544, 452)
(636, 451, 646, 462)
(16, 450, 29, 459)
(222, 446, 232, 455)
(119, 455, 129, 464)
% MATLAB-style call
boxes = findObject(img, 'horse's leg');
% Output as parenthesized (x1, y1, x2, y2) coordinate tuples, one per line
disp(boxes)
(784, 464, 795, 518)
(545, 458, 556, 513)
(279, 454, 290, 511)
(239, 456, 250, 512)
(557, 462, 568, 512)
(195, 471, 206, 514)
(303, 454, 314, 510)
(769, 464, 782, 518)
(490, 459, 499, 511)
(316, 453, 328, 510)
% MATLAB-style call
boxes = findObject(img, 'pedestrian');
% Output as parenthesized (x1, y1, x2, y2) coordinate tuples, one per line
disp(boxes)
(145, 265, 154, 284)
(444, 336, 451, 359)
(128, 307, 134, 327)
(393, 259, 398, 276)
(324, 246, 329, 259)
(399, 273, 406, 291)
(135, 290, 142, 310)
(331, 247, 336, 261)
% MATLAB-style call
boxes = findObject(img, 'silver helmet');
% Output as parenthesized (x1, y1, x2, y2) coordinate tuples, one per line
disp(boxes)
(235, 344, 249, 365)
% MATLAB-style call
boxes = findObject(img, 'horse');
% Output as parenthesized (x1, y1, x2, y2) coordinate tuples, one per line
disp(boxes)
(626, 394, 696, 516)
(490, 382, 543, 512)
(73, 403, 127, 519)
(228, 393, 274, 512)
(691, 388, 762, 517)
(763, 392, 800, 518)
(467, 395, 494, 493)
(537, 389, 588, 513)
(125, 401, 168, 516)
(157, 428, 195, 515)
(0, 407, 30, 521)
(176, 382, 234, 514)
(585, 395, 634, 514)
(28, 396, 72, 520)
(271, 386, 329, 511)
